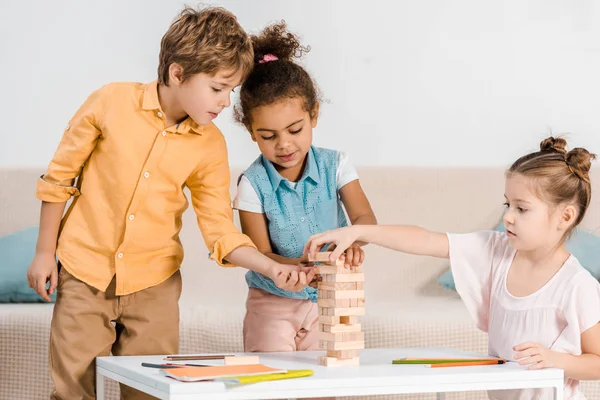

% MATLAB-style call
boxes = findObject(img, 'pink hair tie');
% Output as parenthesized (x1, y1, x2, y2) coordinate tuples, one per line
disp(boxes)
(258, 54, 278, 64)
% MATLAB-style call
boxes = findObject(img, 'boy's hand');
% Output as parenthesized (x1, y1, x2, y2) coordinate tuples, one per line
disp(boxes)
(513, 342, 561, 369)
(27, 253, 58, 302)
(267, 262, 317, 292)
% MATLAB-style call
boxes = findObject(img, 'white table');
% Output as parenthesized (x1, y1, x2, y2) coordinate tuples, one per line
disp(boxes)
(96, 347, 564, 399)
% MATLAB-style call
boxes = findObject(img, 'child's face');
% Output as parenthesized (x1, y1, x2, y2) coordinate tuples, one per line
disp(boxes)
(503, 174, 573, 251)
(248, 97, 317, 171)
(175, 68, 243, 126)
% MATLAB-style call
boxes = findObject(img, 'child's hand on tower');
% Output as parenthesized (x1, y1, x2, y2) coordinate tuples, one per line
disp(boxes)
(303, 226, 361, 264)
(266, 262, 317, 292)
(344, 243, 364, 269)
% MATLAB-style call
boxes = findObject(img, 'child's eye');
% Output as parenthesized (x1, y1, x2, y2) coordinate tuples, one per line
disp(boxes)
(262, 135, 275, 141)
(517, 207, 527, 213)
(289, 127, 302, 134)
(503, 202, 509, 208)
(212, 87, 222, 93)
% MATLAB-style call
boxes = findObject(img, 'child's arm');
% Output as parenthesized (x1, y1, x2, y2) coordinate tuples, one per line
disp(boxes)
(514, 323, 600, 379)
(187, 137, 314, 292)
(27, 201, 66, 302)
(29, 85, 107, 301)
(338, 179, 377, 266)
(304, 224, 449, 263)
(224, 245, 316, 291)
(239, 210, 306, 265)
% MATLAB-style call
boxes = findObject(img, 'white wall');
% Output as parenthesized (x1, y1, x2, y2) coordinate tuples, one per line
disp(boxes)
(1, 0, 599, 168)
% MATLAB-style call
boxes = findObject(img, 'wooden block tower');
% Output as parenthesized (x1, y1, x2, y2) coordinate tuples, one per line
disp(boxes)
(309, 251, 365, 366)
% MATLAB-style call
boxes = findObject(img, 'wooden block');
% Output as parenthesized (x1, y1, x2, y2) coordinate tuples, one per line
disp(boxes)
(320, 323, 361, 333)
(320, 331, 364, 342)
(224, 355, 259, 366)
(308, 251, 334, 263)
(318, 282, 361, 291)
(320, 307, 365, 317)
(327, 349, 361, 358)
(356, 282, 365, 290)
(315, 265, 363, 275)
(324, 273, 365, 283)
(319, 315, 360, 325)
(339, 316, 360, 324)
(318, 290, 365, 300)
(318, 298, 351, 308)
(318, 356, 360, 366)
(319, 340, 365, 350)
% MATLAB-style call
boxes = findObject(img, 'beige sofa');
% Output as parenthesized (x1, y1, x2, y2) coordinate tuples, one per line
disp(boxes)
(1, 167, 599, 400)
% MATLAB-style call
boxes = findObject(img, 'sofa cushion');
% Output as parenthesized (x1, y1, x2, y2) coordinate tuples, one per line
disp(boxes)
(0, 227, 54, 303)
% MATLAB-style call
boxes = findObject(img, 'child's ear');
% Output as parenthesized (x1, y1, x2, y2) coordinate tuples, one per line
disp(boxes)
(169, 63, 185, 86)
(559, 204, 577, 230)
(310, 102, 320, 128)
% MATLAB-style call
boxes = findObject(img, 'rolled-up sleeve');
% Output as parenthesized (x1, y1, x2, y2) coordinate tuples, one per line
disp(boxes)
(186, 135, 256, 267)
(36, 85, 107, 202)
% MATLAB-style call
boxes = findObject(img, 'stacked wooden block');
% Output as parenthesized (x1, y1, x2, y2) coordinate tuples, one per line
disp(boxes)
(309, 251, 365, 366)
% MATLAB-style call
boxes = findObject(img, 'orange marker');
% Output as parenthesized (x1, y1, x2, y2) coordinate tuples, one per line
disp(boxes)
(428, 360, 505, 368)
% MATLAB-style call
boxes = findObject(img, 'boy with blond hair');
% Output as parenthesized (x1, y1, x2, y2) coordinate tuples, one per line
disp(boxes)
(27, 6, 315, 399)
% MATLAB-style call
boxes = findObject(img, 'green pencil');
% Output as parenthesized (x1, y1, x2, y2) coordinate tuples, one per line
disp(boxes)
(393, 358, 505, 365)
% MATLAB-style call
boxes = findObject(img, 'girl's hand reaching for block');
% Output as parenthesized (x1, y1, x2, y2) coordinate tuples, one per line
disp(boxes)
(304, 226, 360, 264)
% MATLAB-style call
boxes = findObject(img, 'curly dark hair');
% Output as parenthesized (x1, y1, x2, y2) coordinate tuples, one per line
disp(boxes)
(234, 22, 319, 128)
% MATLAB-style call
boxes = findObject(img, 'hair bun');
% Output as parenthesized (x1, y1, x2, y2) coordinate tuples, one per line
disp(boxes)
(566, 148, 596, 182)
(251, 21, 309, 64)
(540, 136, 568, 154)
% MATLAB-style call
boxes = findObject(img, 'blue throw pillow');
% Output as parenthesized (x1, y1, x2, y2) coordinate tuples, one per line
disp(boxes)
(437, 222, 600, 290)
(0, 227, 56, 303)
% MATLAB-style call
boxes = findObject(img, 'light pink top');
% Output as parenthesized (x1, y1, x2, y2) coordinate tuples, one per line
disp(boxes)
(447, 230, 600, 400)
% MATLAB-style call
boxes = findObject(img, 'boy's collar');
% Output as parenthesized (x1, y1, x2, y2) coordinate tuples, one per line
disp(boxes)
(142, 81, 203, 134)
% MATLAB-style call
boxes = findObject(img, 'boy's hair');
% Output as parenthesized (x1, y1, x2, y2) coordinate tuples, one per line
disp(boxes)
(234, 21, 318, 128)
(508, 136, 596, 233)
(158, 6, 253, 85)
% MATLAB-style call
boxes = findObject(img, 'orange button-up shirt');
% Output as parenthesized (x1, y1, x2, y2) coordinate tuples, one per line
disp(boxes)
(36, 81, 255, 295)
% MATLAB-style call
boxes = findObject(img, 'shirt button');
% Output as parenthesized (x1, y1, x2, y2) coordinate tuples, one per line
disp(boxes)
(157, 111, 163, 118)
(144, 172, 150, 178)
(128, 214, 135, 221)
(300, 217, 305, 222)
(117, 253, 123, 259)
(161, 131, 167, 137)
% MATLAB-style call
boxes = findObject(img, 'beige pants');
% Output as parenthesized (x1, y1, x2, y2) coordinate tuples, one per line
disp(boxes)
(243, 288, 319, 352)
(49, 267, 181, 400)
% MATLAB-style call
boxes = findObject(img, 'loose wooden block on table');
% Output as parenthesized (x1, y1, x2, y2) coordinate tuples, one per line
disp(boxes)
(318, 356, 360, 366)
(224, 355, 260, 365)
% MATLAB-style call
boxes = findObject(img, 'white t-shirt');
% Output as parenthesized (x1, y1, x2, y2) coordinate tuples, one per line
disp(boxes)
(233, 151, 358, 213)
(447, 230, 600, 400)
